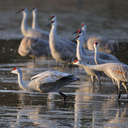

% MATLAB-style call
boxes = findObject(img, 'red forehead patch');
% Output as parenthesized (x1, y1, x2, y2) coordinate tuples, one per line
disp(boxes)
(50, 16, 55, 19)
(77, 29, 81, 33)
(74, 59, 78, 63)
(81, 23, 85, 27)
(12, 67, 16, 70)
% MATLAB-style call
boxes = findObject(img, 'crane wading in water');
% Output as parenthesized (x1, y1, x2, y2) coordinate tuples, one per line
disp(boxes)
(74, 29, 101, 85)
(11, 67, 78, 100)
(73, 33, 128, 100)
(11, 67, 77, 92)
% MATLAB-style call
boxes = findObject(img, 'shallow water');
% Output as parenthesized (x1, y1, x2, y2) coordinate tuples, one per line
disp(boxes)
(0, 58, 127, 128)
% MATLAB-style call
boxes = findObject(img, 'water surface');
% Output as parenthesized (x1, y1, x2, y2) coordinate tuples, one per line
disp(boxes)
(0, 58, 127, 128)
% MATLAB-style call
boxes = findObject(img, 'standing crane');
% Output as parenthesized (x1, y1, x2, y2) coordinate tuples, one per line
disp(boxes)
(49, 16, 76, 64)
(18, 8, 48, 40)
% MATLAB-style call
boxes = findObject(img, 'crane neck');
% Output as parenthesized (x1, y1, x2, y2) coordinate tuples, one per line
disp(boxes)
(76, 40, 83, 61)
(17, 70, 27, 90)
(32, 12, 38, 29)
(21, 12, 29, 36)
(79, 62, 104, 72)
(87, 64, 104, 71)
(51, 22, 57, 34)
(49, 21, 57, 48)
(81, 28, 87, 40)
(94, 47, 98, 64)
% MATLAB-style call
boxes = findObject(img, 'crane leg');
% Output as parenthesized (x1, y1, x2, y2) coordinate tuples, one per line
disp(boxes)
(117, 81, 121, 99)
(31, 55, 36, 63)
(122, 82, 128, 94)
(90, 75, 95, 86)
(112, 78, 116, 85)
(96, 74, 101, 86)
(59, 91, 67, 102)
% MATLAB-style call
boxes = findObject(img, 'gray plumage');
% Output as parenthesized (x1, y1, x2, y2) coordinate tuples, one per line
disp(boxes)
(20, 8, 49, 40)
(49, 16, 76, 64)
(80, 24, 119, 62)
(75, 32, 101, 85)
(87, 36, 119, 54)
(74, 32, 128, 99)
(74, 60, 128, 99)
(11, 68, 77, 93)
(18, 37, 52, 58)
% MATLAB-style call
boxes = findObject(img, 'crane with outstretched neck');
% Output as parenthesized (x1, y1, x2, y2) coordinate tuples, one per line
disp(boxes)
(49, 16, 76, 64)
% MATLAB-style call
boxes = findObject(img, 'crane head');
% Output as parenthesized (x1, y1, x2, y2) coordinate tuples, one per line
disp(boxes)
(32, 8, 38, 14)
(93, 41, 99, 49)
(16, 8, 28, 14)
(49, 16, 56, 24)
(81, 23, 87, 29)
(72, 58, 79, 65)
(11, 67, 19, 74)
(73, 28, 81, 35)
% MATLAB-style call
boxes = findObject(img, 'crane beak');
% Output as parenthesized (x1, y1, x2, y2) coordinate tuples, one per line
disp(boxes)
(71, 39, 77, 43)
(16, 8, 24, 14)
(31, 8, 39, 12)
(72, 28, 81, 35)
(31, 8, 35, 11)
(72, 35, 79, 41)
(46, 19, 54, 27)
(72, 31, 78, 35)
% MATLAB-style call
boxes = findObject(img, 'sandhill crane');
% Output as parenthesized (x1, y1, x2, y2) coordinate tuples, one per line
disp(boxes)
(93, 41, 119, 84)
(75, 32, 101, 85)
(18, 8, 51, 59)
(87, 36, 119, 61)
(32, 8, 38, 29)
(18, 37, 51, 58)
(93, 41, 120, 65)
(74, 59, 128, 99)
(49, 16, 76, 64)
(31, 8, 49, 37)
(81, 23, 87, 41)
(19, 8, 48, 40)
(11, 67, 76, 92)
(87, 36, 119, 54)
(73, 34, 128, 99)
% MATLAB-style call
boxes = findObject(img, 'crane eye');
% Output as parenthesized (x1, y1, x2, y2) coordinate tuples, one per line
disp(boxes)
(51, 20, 54, 24)
(95, 42, 98, 45)
(81, 23, 84, 27)
(50, 16, 55, 20)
